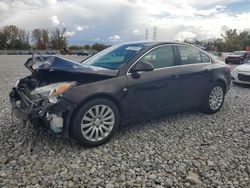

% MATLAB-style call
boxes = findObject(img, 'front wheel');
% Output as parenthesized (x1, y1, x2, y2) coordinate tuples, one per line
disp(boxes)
(71, 98, 120, 147)
(202, 83, 225, 114)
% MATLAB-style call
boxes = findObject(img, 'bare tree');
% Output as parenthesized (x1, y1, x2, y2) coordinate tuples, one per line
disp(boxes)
(0, 31, 7, 49)
(50, 27, 67, 49)
(0, 25, 30, 50)
(32, 28, 49, 49)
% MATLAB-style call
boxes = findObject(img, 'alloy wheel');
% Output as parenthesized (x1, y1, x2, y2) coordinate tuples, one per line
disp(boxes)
(80, 105, 115, 142)
(209, 86, 224, 111)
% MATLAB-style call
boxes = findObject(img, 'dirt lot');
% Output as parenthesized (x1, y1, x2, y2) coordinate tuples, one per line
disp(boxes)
(0, 55, 249, 187)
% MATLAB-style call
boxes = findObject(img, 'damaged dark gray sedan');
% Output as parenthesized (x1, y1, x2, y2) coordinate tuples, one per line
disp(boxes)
(10, 42, 231, 146)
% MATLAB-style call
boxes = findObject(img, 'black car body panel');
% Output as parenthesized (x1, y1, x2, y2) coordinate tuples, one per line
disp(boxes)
(10, 42, 231, 138)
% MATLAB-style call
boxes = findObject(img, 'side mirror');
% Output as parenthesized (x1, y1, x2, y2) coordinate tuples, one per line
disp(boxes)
(130, 61, 154, 73)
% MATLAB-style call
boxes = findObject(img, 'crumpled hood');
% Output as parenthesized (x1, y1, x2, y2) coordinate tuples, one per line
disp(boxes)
(24, 55, 119, 77)
(235, 63, 250, 72)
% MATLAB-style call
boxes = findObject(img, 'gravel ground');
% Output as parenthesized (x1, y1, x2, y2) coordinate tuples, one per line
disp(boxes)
(0, 55, 249, 188)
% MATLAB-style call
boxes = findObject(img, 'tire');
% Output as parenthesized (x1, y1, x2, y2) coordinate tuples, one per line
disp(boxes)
(71, 98, 120, 147)
(202, 83, 225, 114)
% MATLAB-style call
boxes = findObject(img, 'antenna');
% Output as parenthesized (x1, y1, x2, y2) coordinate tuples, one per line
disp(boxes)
(145, 28, 149, 41)
(153, 27, 157, 41)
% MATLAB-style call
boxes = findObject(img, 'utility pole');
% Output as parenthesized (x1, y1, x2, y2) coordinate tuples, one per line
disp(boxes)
(153, 26, 157, 41)
(145, 28, 149, 41)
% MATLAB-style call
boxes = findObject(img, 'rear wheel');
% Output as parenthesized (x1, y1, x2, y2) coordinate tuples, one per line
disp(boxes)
(202, 83, 225, 114)
(71, 98, 120, 147)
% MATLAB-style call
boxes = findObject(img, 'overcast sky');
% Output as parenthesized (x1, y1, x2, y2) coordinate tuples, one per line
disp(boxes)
(0, 0, 250, 44)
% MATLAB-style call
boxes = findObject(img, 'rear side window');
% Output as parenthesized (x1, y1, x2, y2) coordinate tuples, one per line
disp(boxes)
(201, 53, 210, 62)
(140, 45, 175, 69)
(179, 46, 202, 65)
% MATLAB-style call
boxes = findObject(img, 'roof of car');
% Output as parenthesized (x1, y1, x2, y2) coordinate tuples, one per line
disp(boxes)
(122, 41, 193, 47)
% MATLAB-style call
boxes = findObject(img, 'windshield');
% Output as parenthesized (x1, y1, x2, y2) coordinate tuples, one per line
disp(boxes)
(81, 44, 144, 70)
(232, 51, 245, 56)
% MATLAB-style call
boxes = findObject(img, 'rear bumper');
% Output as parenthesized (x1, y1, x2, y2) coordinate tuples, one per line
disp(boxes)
(9, 88, 77, 135)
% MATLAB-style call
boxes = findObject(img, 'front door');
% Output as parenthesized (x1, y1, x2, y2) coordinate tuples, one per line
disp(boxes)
(125, 45, 182, 118)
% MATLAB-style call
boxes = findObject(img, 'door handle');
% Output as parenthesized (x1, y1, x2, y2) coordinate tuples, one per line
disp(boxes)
(170, 75, 179, 80)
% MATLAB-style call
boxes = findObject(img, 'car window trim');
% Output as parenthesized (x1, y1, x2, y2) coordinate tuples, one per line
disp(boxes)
(200, 52, 212, 63)
(126, 44, 211, 75)
(127, 44, 176, 74)
(178, 45, 212, 65)
(127, 62, 212, 75)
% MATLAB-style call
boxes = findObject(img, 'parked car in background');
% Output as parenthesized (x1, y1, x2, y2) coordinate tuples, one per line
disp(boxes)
(46, 51, 57, 55)
(231, 60, 250, 85)
(76, 51, 89, 56)
(10, 42, 231, 146)
(225, 51, 250, 64)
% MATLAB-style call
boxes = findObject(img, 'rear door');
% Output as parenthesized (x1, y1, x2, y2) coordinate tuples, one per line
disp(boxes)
(176, 45, 213, 108)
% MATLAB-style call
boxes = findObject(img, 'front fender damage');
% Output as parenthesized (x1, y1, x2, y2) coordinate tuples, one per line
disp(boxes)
(48, 99, 76, 135)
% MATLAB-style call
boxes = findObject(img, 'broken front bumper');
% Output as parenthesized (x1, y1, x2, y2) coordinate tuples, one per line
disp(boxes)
(10, 87, 76, 135)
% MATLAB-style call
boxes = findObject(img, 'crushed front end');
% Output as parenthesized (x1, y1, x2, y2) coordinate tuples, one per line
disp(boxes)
(9, 55, 117, 136)
(10, 77, 77, 135)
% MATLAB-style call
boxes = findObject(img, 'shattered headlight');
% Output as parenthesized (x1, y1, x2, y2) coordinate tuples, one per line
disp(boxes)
(31, 82, 75, 103)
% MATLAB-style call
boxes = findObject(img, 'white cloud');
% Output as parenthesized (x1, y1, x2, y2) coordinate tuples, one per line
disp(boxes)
(0, 2, 9, 14)
(175, 31, 197, 41)
(108, 35, 121, 42)
(0, 0, 249, 43)
(65, 31, 76, 37)
(92, 38, 101, 42)
(196, 5, 226, 16)
(132, 29, 140, 34)
(50, 16, 60, 26)
(47, 0, 57, 5)
(75, 24, 89, 31)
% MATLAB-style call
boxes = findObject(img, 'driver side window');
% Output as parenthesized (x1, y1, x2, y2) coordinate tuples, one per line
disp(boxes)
(140, 45, 175, 69)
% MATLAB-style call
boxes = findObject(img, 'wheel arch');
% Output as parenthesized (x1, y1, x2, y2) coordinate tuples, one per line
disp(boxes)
(67, 93, 122, 137)
(214, 78, 227, 92)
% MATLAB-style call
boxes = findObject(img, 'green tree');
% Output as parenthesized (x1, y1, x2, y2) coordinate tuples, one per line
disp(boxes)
(91, 43, 109, 51)
(221, 29, 239, 51)
(84, 44, 90, 50)
(238, 30, 250, 50)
